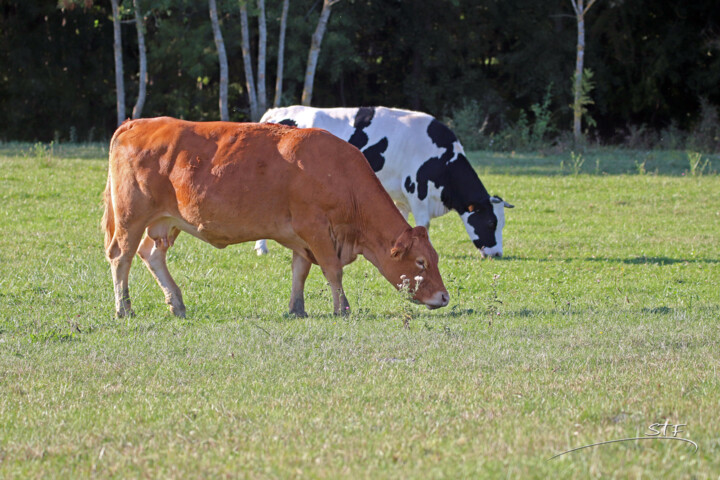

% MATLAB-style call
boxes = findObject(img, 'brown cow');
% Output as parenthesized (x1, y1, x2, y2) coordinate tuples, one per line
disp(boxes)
(102, 117, 449, 317)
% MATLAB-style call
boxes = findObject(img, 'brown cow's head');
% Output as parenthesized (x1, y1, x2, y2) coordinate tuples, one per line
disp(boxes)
(389, 226, 449, 309)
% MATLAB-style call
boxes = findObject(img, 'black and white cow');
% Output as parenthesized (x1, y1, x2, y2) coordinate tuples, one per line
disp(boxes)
(255, 106, 513, 258)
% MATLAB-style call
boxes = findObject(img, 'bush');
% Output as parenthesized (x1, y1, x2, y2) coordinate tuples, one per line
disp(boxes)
(446, 100, 488, 151)
(688, 98, 720, 153)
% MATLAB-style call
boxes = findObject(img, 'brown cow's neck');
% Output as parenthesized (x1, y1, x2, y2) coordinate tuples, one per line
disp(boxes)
(355, 198, 409, 283)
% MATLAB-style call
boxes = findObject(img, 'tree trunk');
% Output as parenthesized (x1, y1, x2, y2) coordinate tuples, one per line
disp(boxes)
(110, 0, 125, 126)
(256, 0, 267, 116)
(131, 0, 147, 119)
(301, 0, 340, 106)
(572, 0, 585, 143)
(240, 2, 259, 121)
(273, 0, 289, 108)
(209, 0, 229, 121)
(571, 0, 597, 144)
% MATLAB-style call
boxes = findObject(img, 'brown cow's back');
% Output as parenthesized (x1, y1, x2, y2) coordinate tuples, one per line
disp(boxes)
(109, 117, 393, 249)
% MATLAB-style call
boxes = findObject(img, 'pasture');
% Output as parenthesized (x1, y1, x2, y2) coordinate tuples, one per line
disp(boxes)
(0, 143, 718, 478)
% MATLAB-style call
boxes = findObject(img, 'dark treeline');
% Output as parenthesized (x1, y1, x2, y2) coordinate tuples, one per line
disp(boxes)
(1, 0, 719, 149)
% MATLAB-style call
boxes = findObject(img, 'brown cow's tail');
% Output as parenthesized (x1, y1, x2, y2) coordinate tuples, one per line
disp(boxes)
(101, 168, 115, 255)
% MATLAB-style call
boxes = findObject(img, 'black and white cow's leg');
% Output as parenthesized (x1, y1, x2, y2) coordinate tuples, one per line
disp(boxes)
(137, 229, 185, 317)
(289, 251, 311, 317)
(254, 239, 268, 256)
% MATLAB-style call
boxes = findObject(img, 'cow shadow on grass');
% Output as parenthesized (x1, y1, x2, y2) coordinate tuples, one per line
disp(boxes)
(585, 256, 720, 265)
(475, 255, 719, 265)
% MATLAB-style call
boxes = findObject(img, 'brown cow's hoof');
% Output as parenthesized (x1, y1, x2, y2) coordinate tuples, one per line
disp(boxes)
(289, 309, 308, 318)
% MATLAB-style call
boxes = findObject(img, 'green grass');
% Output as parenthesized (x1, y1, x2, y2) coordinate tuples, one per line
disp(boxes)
(1, 143, 719, 478)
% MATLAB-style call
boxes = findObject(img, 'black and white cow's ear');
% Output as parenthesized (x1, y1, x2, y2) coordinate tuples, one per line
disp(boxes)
(491, 196, 514, 208)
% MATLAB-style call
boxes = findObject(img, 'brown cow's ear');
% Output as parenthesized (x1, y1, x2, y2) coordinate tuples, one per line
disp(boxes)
(391, 229, 413, 259)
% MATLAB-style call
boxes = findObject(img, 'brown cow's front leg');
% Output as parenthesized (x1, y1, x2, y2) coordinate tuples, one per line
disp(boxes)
(137, 232, 186, 317)
(321, 266, 350, 316)
(289, 251, 311, 317)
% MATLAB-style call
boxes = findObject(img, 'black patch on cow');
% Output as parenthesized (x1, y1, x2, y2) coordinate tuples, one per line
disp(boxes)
(348, 107, 375, 150)
(404, 176, 416, 194)
(416, 119, 497, 249)
(278, 118, 297, 127)
(362, 137, 388, 172)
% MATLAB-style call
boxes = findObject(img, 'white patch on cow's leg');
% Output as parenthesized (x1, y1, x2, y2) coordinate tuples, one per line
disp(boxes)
(289, 252, 311, 317)
(137, 234, 186, 317)
(254, 239, 269, 256)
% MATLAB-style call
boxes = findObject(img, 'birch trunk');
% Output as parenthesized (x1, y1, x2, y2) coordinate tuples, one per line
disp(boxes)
(240, 2, 259, 121)
(209, 0, 229, 121)
(256, 0, 267, 116)
(111, 0, 125, 126)
(131, 0, 147, 119)
(572, 0, 585, 143)
(301, 0, 340, 106)
(274, 0, 289, 108)
(571, 0, 597, 144)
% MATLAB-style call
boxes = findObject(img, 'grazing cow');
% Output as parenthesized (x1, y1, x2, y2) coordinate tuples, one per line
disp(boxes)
(255, 106, 514, 258)
(102, 117, 449, 317)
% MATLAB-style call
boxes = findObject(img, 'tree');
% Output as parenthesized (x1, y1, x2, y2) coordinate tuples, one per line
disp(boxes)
(273, 0, 289, 108)
(239, 2, 259, 120)
(301, 0, 341, 106)
(570, 0, 599, 143)
(256, 0, 267, 115)
(131, 0, 147, 119)
(209, 0, 229, 121)
(110, 0, 125, 126)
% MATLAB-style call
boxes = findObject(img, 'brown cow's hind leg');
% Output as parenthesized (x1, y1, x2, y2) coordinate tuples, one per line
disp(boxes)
(289, 251, 311, 317)
(137, 228, 186, 317)
(106, 223, 145, 317)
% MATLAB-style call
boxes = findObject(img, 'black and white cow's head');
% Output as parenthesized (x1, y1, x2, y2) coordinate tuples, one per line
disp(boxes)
(462, 195, 514, 258)
(417, 119, 514, 258)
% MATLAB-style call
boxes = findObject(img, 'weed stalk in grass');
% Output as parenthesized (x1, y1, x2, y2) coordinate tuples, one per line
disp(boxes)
(570, 151, 585, 175)
(397, 274, 424, 329)
(687, 151, 711, 176)
(635, 158, 647, 175)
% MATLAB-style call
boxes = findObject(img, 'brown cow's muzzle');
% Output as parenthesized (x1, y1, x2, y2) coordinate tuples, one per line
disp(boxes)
(415, 289, 450, 309)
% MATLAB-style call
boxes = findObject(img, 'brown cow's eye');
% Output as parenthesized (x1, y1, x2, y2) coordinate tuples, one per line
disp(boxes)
(416, 258, 426, 270)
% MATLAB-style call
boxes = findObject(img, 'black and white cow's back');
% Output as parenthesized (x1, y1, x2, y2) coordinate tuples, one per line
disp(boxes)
(257, 106, 513, 257)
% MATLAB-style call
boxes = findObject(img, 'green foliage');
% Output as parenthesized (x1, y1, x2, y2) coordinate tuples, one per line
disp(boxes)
(445, 99, 488, 151)
(688, 98, 720, 153)
(570, 68, 596, 134)
(1, 0, 720, 148)
(494, 84, 555, 151)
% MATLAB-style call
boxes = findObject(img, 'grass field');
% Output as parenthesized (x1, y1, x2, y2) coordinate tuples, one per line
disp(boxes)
(1, 143, 719, 478)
